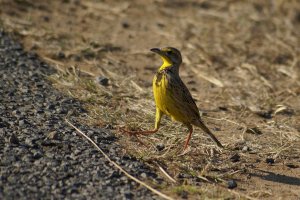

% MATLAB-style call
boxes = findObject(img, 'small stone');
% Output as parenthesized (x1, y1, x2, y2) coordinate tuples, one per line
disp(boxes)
(28, 52, 38, 59)
(227, 179, 237, 189)
(43, 15, 50, 22)
(36, 109, 44, 114)
(285, 163, 298, 168)
(266, 158, 275, 164)
(256, 110, 272, 119)
(32, 150, 43, 159)
(218, 106, 228, 111)
(121, 21, 130, 29)
(47, 131, 59, 140)
(69, 54, 81, 61)
(0, 119, 9, 128)
(25, 138, 33, 146)
(90, 41, 100, 48)
(47, 104, 56, 110)
(56, 107, 68, 114)
(156, 143, 165, 151)
(95, 76, 109, 86)
(156, 23, 165, 28)
(9, 134, 19, 145)
(56, 51, 65, 59)
(177, 173, 191, 179)
(124, 192, 134, 199)
(18, 119, 26, 126)
(12, 110, 21, 116)
(295, 11, 300, 23)
(141, 173, 147, 179)
(242, 146, 249, 152)
(41, 140, 57, 147)
(180, 190, 188, 199)
(230, 153, 240, 162)
(81, 48, 96, 59)
(213, 127, 221, 131)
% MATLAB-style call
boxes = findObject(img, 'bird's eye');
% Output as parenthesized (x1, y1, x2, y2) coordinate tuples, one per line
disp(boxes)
(166, 50, 173, 55)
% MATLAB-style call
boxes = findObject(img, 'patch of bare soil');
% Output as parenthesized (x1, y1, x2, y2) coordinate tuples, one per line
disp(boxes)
(1, 0, 299, 199)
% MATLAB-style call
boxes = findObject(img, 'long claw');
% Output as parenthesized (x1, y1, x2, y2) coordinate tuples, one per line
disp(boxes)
(119, 127, 159, 136)
(118, 127, 151, 148)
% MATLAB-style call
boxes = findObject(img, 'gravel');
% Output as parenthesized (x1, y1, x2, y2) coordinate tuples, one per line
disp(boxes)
(227, 180, 237, 189)
(266, 158, 275, 165)
(0, 31, 162, 200)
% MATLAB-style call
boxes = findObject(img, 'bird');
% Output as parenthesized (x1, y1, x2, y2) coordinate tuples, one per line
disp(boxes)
(123, 47, 223, 150)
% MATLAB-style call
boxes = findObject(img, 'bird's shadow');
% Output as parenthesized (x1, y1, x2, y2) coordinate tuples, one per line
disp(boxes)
(250, 169, 300, 186)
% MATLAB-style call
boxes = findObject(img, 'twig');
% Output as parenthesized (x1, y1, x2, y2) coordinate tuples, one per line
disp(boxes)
(227, 189, 260, 200)
(156, 163, 176, 183)
(204, 116, 244, 128)
(43, 56, 65, 73)
(130, 80, 144, 92)
(191, 66, 224, 87)
(65, 118, 174, 200)
(197, 173, 259, 200)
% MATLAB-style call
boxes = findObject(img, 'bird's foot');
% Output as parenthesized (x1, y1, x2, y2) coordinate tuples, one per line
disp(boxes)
(118, 127, 150, 147)
(178, 146, 191, 156)
(118, 127, 142, 135)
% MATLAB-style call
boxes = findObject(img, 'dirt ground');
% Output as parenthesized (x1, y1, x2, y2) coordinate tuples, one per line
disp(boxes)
(1, 0, 300, 199)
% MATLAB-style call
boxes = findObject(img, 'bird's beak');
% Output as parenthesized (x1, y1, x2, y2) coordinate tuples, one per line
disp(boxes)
(150, 48, 163, 55)
(151, 47, 172, 65)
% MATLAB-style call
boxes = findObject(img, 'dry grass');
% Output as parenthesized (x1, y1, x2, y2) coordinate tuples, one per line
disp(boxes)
(1, 0, 300, 199)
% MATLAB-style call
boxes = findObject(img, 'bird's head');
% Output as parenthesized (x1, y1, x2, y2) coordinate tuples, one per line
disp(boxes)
(150, 47, 182, 70)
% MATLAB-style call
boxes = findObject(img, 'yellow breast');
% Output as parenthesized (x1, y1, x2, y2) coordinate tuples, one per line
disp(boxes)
(153, 69, 200, 124)
(153, 71, 184, 122)
(153, 72, 169, 114)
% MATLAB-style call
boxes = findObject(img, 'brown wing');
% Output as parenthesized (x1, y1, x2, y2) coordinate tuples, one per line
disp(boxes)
(165, 72, 200, 123)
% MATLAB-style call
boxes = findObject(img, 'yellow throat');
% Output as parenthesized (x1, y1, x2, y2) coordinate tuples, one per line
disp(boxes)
(159, 56, 172, 71)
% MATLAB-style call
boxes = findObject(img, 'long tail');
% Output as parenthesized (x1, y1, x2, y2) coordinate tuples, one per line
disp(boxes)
(194, 119, 224, 148)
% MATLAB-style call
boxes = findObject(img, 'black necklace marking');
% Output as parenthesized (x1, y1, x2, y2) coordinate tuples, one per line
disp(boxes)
(155, 67, 173, 86)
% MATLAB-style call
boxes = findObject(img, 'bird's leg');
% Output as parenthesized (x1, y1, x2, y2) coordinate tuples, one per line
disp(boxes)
(183, 124, 193, 150)
(122, 108, 162, 136)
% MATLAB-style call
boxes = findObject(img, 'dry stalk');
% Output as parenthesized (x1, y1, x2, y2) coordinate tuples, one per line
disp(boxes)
(65, 118, 174, 200)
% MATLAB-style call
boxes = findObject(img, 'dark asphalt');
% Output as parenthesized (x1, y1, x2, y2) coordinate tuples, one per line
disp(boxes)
(0, 31, 162, 200)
